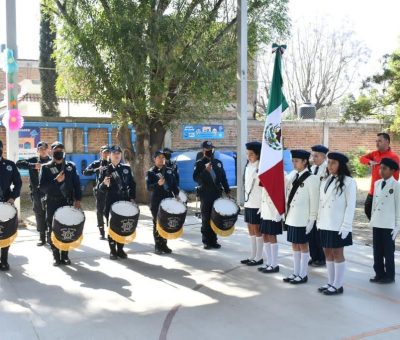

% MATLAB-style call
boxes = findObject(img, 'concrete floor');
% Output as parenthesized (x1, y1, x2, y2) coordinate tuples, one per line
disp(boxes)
(1, 205, 399, 340)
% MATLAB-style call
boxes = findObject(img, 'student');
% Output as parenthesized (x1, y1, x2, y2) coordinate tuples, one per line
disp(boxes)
(283, 150, 320, 284)
(369, 157, 400, 284)
(317, 152, 356, 295)
(241, 142, 264, 266)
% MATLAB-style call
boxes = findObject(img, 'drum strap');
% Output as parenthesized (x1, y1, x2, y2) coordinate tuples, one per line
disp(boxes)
(244, 165, 257, 203)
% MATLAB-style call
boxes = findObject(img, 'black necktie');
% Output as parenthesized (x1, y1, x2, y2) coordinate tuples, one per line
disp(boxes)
(293, 173, 300, 186)
(324, 176, 335, 193)
(314, 166, 319, 175)
(381, 180, 386, 189)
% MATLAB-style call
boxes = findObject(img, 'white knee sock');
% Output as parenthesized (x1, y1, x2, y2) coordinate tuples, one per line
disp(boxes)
(300, 252, 310, 278)
(263, 242, 271, 266)
(270, 243, 279, 267)
(293, 251, 301, 276)
(255, 236, 264, 261)
(326, 261, 335, 285)
(249, 236, 256, 260)
(333, 261, 346, 289)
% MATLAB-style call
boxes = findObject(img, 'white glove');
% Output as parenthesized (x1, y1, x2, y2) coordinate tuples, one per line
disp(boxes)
(338, 229, 349, 240)
(391, 227, 399, 241)
(274, 214, 283, 222)
(306, 220, 315, 234)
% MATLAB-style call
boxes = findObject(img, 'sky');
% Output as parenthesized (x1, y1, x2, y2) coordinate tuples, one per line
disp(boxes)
(1, 0, 399, 81)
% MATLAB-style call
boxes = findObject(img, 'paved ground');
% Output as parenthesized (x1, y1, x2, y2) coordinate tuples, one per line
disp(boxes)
(2, 184, 400, 340)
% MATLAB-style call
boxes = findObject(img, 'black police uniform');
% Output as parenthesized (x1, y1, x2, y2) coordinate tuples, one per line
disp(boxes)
(39, 158, 82, 264)
(163, 148, 180, 186)
(16, 152, 51, 245)
(146, 165, 179, 252)
(83, 157, 109, 238)
(98, 162, 136, 258)
(193, 154, 230, 247)
(0, 144, 22, 271)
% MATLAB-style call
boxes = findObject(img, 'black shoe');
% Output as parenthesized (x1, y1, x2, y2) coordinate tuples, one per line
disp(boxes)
(283, 274, 297, 283)
(323, 286, 344, 295)
(247, 259, 263, 266)
(37, 240, 46, 246)
(308, 259, 313, 265)
(378, 277, 395, 284)
(211, 243, 221, 249)
(318, 284, 332, 292)
(369, 276, 383, 283)
(53, 259, 61, 266)
(241, 259, 252, 264)
(117, 250, 128, 259)
(155, 247, 164, 255)
(61, 258, 71, 265)
(99, 227, 106, 240)
(160, 245, 172, 254)
(290, 276, 308, 284)
(109, 252, 118, 260)
(262, 265, 280, 273)
(0, 262, 10, 271)
(258, 265, 269, 272)
(203, 244, 213, 250)
(311, 260, 326, 267)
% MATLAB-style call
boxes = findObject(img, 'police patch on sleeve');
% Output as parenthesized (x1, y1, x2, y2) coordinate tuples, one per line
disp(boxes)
(167, 170, 172, 174)
(6, 165, 12, 171)
(123, 169, 129, 174)
(66, 166, 72, 171)
(217, 163, 222, 168)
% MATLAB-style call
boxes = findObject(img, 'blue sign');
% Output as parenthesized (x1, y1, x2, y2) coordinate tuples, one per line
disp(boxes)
(18, 127, 41, 176)
(182, 124, 224, 140)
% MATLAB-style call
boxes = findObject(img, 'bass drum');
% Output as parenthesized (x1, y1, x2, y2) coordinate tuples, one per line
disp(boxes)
(109, 201, 140, 244)
(210, 198, 239, 237)
(157, 198, 187, 240)
(52, 206, 85, 251)
(0, 202, 18, 248)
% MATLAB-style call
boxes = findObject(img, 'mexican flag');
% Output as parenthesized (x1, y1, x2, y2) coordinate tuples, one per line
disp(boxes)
(258, 44, 288, 215)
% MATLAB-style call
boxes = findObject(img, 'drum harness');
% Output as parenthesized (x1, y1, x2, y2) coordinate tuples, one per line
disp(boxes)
(107, 164, 130, 200)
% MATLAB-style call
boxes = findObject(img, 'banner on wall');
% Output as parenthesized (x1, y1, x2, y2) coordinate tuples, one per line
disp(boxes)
(18, 128, 40, 176)
(182, 124, 224, 140)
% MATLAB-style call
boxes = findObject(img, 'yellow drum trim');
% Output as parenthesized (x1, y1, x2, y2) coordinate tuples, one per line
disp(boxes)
(51, 233, 83, 251)
(0, 231, 17, 248)
(108, 228, 136, 244)
(156, 221, 183, 240)
(210, 220, 235, 237)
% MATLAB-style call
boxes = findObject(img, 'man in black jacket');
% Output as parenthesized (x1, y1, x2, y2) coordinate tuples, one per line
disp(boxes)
(16, 141, 51, 246)
(83, 145, 110, 239)
(39, 141, 82, 266)
(162, 148, 180, 186)
(146, 150, 180, 254)
(193, 141, 230, 249)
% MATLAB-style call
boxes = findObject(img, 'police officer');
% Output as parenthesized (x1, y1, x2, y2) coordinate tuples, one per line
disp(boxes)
(98, 145, 136, 260)
(39, 141, 82, 266)
(0, 140, 22, 271)
(193, 141, 231, 249)
(146, 150, 180, 254)
(163, 148, 180, 186)
(16, 141, 51, 246)
(83, 145, 110, 239)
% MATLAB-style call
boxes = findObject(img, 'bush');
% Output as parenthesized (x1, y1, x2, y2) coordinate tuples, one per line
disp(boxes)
(347, 147, 370, 178)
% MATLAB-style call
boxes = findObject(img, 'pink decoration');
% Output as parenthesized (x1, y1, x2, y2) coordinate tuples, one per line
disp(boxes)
(2, 109, 24, 131)
(7, 83, 14, 90)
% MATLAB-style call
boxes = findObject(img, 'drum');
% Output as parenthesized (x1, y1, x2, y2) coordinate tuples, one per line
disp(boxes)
(109, 201, 139, 244)
(52, 206, 85, 251)
(157, 198, 187, 240)
(210, 198, 239, 236)
(178, 190, 188, 204)
(0, 202, 18, 248)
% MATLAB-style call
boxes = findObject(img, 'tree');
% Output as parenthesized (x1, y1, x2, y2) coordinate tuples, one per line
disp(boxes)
(42, 0, 289, 202)
(256, 20, 369, 118)
(39, 1, 59, 117)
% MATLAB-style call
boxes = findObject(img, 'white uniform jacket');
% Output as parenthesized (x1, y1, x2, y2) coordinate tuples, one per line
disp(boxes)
(260, 187, 279, 220)
(243, 161, 262, 209)
(370, 176, 400, 230)
(285, 169, 320, 227)
(317, 175, 357, 232)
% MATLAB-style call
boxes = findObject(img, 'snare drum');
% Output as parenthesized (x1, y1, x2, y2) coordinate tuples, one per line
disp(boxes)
(210, 198, 239, 236)
(0, 202, 18, 248)
(157, 198, 187, 239)
(51, 206, 85, 251)
(109, 201, 140, 244)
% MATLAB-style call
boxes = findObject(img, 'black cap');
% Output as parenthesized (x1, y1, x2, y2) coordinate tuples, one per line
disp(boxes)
(291, 149, 310, 160)
(311, 144, 329, 154)
(0, 140, 3, 149)
(201, 141, 214, 149)
(328, 152, 349, 164)
(110, 145, 122, 153)
(51, 141, 64, 150)
(153, 150, 165, 158)
(37, 141, 48, 149)
(163, 147, 173, 154)
(246, 141, 262, 155)
(380, 157, 399, 171)
(100, 145, 111, 152)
